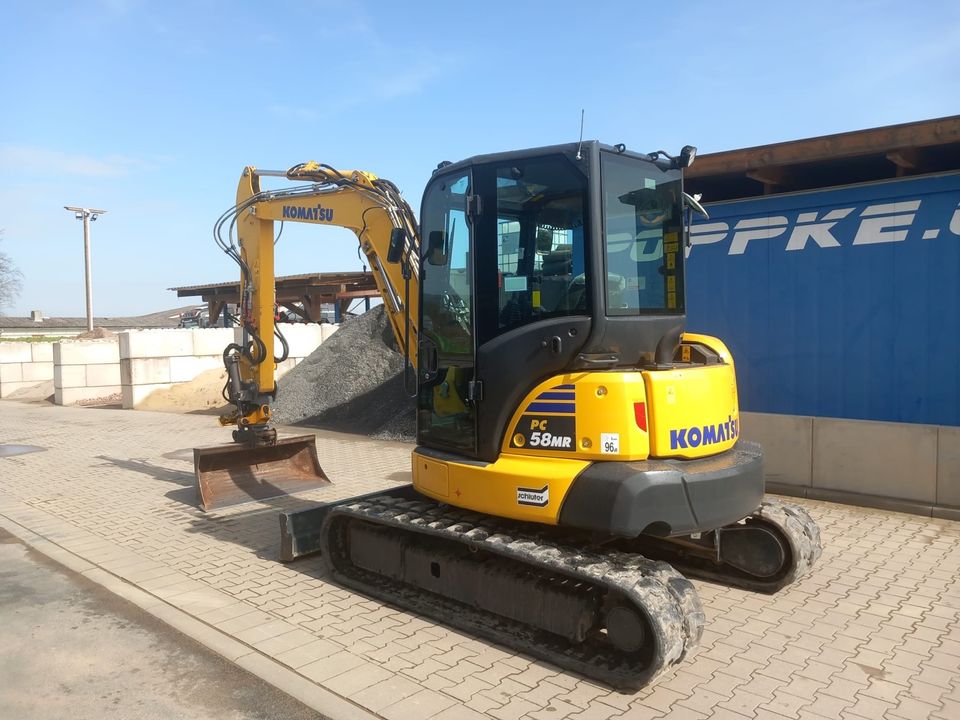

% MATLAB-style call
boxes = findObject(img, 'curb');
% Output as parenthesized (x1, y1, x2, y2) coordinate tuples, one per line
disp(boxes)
(0, 508, 380, 720)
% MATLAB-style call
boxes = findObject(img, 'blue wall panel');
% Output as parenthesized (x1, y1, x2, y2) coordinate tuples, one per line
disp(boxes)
(686, 173, 960, 426)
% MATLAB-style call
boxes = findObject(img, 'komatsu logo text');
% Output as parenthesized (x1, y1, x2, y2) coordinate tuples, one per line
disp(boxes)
(282, 205, 334, 222)
(670, 416, 739, 450)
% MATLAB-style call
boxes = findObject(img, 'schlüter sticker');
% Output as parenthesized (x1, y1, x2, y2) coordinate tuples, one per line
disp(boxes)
(517, 485, 549, 507)
(510, 415, 576, 451)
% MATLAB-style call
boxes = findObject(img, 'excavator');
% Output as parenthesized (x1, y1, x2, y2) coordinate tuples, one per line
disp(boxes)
(195, 141, 822, 690)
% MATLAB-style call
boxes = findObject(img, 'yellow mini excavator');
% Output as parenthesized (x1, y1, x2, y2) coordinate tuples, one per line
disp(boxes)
(197, 142, 822, 690)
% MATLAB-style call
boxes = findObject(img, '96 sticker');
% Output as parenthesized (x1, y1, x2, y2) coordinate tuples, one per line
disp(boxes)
(600, 433, 620, 454)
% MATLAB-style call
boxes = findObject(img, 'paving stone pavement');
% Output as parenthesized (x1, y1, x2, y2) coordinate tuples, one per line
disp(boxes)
(1, 402, 959, 720)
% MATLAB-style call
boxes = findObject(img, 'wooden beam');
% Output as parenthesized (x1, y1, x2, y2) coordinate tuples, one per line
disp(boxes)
(335, 289, 382, 300)
(207, 300, 226, 327)
(745, 166, 792, 187)
(280, 302, 308, 321)
(886, 148, 928, 176)
(687, 115, 960, 177)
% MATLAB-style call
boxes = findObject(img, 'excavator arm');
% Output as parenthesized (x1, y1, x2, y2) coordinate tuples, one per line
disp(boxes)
(216, 162, 420, 445)
(193, 161, 421, 511)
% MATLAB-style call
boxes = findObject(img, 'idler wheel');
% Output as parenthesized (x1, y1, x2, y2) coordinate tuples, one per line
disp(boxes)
(605, 604, 647, 653)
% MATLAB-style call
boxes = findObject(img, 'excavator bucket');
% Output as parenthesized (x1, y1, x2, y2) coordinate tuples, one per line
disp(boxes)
(193, 435, 330, 511)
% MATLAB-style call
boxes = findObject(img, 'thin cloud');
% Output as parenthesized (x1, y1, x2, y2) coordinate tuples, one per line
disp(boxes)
(0, 146, 152, 178)
(269, 51, 454, 122)
(375, 59, 445, 101)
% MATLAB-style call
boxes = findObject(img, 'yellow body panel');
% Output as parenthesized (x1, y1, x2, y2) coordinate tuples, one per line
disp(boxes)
(500, 372, 651, 461)
(412, 332, 741, 525)
(413, 450, 589, 524)
(644, 363, 739, 459)
(415, 455, 449, 497)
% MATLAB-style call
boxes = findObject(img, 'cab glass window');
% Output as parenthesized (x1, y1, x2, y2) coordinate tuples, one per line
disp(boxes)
(494, 158, 588, 335)
(601, 153, 684, 314)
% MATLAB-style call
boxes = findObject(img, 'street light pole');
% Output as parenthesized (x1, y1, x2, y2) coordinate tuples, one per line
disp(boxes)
(64, 206, 107, 332)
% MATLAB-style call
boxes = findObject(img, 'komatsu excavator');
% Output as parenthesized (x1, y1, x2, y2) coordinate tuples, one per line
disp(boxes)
(197, 141, 822, 690)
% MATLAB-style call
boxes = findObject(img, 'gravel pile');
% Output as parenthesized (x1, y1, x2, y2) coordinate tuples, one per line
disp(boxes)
(272, 306, 417, 442)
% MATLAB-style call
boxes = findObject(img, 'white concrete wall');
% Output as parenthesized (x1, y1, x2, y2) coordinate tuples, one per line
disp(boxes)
(0, 342, 55, 398)
(53, 339, 121, 405)
(742, 411, 960, 520)
(120, 324, 335, 409)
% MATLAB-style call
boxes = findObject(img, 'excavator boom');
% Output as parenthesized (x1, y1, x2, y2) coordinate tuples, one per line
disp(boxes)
(195, 162, 420, 511)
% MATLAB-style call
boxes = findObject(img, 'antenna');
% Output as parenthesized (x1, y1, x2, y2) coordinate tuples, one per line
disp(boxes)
(575, 109, 585, 160)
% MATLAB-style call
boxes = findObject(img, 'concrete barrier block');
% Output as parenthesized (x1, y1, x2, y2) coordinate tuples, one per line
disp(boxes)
(56, 385, 121, 406)
(276, 358, 298, 379)
(56, 340, 120, 365)
(812, 417, 938, 503)
(0, 363, 23, 383)
(122, 382, 174, 409)
(120, 358, 171, 385)
(320, 323, 339, 343)
(31, 343, 54, 362)
(120, 329, 194, 359)
(280, 324, 324, 358)
(0, 343, 32, 363)
(191, 328, 235, 357)
(22, 362, 54, 382)
(86, 363, 122, 387)
(169, 355, 221, 383)
(54, 364, 87, 389)
(936, 426, 960, 509)
(741, 412, 813, 488)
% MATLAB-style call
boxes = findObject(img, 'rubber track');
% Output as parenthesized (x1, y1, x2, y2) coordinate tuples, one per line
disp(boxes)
(666, 499, 823, 593)
(320, 494, 705, 691)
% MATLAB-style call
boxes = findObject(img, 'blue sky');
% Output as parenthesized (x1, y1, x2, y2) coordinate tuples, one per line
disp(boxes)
(1, 0, 958, 317)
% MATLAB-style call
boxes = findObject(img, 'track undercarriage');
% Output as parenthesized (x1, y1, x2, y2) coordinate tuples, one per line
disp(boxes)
(309, 492, 821, 690)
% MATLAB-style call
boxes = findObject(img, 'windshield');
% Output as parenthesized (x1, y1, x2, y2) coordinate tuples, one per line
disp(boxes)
(601, 152, 684, 315)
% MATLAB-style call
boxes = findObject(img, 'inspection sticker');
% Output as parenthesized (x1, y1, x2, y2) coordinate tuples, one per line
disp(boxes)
(600, 433, 620, 454)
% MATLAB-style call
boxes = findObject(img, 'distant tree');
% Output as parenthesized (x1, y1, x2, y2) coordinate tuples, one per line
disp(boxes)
(0, 231, 24, 314)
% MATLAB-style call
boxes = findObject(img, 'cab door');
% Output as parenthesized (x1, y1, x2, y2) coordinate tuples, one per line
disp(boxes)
(418, 172, 478, 455)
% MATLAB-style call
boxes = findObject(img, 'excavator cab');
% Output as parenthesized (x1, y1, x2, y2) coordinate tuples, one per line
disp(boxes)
(416, 142, 693, 463)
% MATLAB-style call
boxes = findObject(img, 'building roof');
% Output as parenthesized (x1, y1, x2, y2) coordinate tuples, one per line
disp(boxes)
(0, 306, 194, 330)
(170, 272, 372, 294)
(685, 114, 960, 202)
(170, 271, 380, 322)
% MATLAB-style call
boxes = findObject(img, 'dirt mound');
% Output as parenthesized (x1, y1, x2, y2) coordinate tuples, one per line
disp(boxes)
(75, 392, 122, 407)
(76, 327, 116, 340)
(272, 306, 416, 441)
(6, 380, 54, 403)
(137, 368, 230, 414)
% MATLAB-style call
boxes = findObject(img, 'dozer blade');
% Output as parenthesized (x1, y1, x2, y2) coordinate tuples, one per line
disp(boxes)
(193, 435, 329, 511)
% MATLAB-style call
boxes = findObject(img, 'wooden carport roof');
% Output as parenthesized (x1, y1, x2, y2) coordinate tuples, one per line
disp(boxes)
(685, 115, 960, 201)
(170, 271, 380, 323)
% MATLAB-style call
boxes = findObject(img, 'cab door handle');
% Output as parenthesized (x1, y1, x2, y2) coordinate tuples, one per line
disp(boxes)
(541, 336, 562, 355)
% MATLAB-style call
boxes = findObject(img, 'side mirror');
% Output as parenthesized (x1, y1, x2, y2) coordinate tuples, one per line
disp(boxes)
(387, 227, 406, 264)
(682, 191, 709, 219)
(426, 230, 447, 266)
(682, 191, 708, 250)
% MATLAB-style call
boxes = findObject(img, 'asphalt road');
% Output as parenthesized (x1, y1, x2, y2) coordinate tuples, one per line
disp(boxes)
(0, 528, 326, 720)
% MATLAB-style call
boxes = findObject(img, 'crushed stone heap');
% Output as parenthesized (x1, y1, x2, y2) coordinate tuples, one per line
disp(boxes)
(272, 305, 416, 442)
